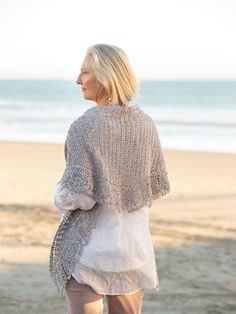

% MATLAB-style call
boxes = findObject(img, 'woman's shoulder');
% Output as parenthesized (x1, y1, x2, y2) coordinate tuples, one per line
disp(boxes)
(68, 104, 156, 135)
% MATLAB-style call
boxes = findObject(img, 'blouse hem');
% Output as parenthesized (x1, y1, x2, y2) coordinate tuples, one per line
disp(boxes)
(71, 275, 160, 295)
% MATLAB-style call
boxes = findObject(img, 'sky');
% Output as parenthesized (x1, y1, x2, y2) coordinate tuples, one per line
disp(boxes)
(0, 0, 236, 80)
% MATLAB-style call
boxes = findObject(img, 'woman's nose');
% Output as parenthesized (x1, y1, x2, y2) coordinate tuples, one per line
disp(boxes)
(76, 75, 82, 85)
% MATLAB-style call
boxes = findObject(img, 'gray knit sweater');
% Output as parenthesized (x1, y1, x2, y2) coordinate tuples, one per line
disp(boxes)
(49, 104, 171, 297)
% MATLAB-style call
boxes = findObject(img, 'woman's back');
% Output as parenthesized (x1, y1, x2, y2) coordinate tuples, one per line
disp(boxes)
(61, 104, 170, 214)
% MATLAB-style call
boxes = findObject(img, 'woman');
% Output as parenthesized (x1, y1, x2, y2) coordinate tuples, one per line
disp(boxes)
(49, 43, 171, 314)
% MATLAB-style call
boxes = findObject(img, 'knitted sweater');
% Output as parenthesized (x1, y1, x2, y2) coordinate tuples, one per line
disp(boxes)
(49, 104, 171, 297)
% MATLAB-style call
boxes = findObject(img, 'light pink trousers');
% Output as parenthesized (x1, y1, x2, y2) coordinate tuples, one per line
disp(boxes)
(65, 276, 144, 314)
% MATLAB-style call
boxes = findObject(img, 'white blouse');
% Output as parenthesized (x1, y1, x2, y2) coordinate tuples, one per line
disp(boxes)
(53, 183, 159, 295)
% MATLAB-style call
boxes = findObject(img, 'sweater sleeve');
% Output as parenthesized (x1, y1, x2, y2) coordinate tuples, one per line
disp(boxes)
(53, 182, 96, 214)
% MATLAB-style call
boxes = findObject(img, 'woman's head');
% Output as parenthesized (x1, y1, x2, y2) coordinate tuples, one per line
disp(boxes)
(76, 44, 138, 106)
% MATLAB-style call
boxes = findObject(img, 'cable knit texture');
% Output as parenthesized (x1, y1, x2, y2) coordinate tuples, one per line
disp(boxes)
(49, 104, 170, 297)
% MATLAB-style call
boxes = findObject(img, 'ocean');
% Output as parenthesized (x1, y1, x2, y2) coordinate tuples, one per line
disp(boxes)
(0, 80, 236, 154)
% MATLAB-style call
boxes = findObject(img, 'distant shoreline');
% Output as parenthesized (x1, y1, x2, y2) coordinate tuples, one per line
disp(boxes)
(1, 80, 236, 155)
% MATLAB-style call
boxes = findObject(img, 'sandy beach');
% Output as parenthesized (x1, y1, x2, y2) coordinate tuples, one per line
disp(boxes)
(0, 140, 236, 314)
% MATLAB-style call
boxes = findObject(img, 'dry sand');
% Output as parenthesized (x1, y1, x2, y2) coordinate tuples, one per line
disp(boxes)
(0, 141, 236, 314)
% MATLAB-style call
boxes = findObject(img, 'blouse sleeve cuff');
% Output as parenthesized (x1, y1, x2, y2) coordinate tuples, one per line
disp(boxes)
(53, 182, 96, 214)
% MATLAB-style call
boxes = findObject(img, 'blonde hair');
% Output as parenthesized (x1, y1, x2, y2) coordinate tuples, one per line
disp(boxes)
(86, 43, 139, 106)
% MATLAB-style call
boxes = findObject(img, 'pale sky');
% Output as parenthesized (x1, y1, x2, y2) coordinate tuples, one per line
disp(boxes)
(0, 0, 235, 80)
